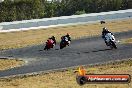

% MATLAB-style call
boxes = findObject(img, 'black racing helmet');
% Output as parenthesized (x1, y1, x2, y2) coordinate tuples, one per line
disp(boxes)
(51, 36, 55, 39)
(66, 33, 70, 37)
(103, 27, 107, 31)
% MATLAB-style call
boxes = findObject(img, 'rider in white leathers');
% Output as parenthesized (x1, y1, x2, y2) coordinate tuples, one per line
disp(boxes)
(105, 33, 115, 44)
(102, 27, 115, 46)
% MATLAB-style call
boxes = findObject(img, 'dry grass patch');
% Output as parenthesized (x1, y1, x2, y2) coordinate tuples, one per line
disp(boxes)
(0, 19, 132, 50)
(0, 59, 24, 71)
(0, 59, 132, 88)
(121, 38, 132, 44)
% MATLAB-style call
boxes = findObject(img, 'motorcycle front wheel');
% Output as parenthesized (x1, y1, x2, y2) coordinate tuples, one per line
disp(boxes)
(110, 41, 117, 49)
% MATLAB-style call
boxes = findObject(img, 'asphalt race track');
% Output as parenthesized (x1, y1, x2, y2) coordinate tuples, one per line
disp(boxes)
(0, 31, 132, 77)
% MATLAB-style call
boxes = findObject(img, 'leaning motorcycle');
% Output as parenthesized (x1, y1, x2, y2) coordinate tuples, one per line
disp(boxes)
(44, 41, 55, 50)
(60, 39, 70, 49)
(104, 33, 117, 49)
(44, 43, 53, 50)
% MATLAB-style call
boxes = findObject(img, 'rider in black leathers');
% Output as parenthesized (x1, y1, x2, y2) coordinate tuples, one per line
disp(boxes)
(65, 33, 71, 41)
(51, 36, 56, 45)
(61, 33, 71, 43)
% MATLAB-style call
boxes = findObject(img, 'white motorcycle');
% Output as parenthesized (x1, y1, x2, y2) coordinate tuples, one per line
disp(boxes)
(104, 33, 117, 49)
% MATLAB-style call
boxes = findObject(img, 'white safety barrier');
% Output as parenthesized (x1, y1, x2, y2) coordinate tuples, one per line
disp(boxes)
(0, 9, 132, 32)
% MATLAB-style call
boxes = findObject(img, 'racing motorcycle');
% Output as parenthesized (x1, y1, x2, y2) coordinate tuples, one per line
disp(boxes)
(104, 33, 117, 49)
(44, 39, 55, 50)
(60, 36, 71, 49)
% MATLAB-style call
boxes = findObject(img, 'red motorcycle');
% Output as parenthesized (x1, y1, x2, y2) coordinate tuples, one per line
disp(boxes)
(44, 39, 55, 50)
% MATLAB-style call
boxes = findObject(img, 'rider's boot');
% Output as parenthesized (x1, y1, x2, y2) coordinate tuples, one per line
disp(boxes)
(105, 41, 109, 46)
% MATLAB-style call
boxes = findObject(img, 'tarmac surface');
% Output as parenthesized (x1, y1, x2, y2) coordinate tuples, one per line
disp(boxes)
(0, 31, 132, 77)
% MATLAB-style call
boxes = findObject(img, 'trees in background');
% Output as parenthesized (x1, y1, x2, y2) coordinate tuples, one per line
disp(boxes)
(0, 0, 130, 22)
